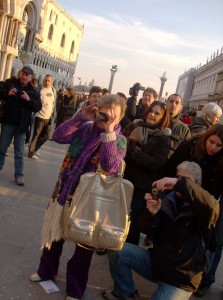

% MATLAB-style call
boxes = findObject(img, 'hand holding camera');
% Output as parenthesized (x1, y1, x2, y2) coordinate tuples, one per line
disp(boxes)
(82, 102, 98, 121)
(19, 90, 30, 101)
(95, 108, 119, 133)
(145, 189, 161, 215)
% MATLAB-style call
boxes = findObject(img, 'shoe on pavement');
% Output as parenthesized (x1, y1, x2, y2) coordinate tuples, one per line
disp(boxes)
(30, 272, 42, 282)
(28, 153, 39, 160)
(102, 290, 139, 300)
(65, 297, 80, 300)
(35, 150, 40, 156)
(15, 176, 24, 186)
(193, 283, 211, 297)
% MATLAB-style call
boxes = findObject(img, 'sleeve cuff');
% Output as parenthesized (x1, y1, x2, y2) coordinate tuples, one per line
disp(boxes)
(100, 131, 116, 142)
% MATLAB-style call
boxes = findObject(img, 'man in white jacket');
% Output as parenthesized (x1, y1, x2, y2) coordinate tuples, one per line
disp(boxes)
(28, 74, 56, 160)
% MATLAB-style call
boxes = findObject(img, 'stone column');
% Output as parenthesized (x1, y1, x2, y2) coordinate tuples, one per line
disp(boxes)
(108, 66, 118, 93)
(4, 54, 14, 80)
(5, 17, 14, 45)
(158, 72, 167, 100)
(0, 13, 6, 43)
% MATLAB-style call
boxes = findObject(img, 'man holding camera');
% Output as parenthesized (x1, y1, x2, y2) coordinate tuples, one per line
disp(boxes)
(126, 84, 158, 121)
(102, 161, 219, 300)
(0, 66, 42, 185)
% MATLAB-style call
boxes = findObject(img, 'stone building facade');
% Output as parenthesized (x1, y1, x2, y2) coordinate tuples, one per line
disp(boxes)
(175, 68, 196, 108)
(176, 47, 223, 113)
(0, 0, 84, 88)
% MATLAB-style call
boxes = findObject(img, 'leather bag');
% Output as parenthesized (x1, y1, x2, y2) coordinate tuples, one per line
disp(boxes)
(62, 161, 134, 250)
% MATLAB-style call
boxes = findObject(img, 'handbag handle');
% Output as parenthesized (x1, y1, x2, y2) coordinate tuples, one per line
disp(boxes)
(97, 159, 126, 178)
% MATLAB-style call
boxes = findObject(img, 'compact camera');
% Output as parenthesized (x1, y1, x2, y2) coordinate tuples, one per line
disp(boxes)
(95, 111, 109, 122)
(151, 187, 160, 200)
(17, 91, 24, 97)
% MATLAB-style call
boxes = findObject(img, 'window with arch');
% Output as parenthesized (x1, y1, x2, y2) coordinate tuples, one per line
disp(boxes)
(22, 8, 28, 23)
(49, 10, 53, 21)
(70, 41, 75, 54)
(60, 33, 66, 48)
(55, 14, 58, 25)
(48, 24, 54, 40)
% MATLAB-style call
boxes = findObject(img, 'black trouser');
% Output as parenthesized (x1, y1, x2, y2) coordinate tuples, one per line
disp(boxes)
(29, 117, 52, 154)
(126, 188, 148, 245)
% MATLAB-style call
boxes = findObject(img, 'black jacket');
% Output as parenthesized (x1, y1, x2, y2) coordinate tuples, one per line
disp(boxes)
(139, 178, 219, 292)
(189, 116, 211, 135)
(123, 121, 171, 190)
(0, 77, 42, 132)
(165, 136, 223, 199)
(125, 96, 146, 121)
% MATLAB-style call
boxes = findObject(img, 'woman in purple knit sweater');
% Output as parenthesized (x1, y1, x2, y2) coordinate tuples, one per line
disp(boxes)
(30, 94, 127, 300)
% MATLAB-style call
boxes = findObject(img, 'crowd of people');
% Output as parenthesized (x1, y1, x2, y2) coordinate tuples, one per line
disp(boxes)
(0, 66, 223, 300)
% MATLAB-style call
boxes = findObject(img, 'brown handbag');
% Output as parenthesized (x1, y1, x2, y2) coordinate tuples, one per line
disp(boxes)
(62, 160, 134, 250)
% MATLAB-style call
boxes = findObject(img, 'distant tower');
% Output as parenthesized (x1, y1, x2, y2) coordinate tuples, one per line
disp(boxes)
(158, 72, 167, 100)
(89, 79, 95, 87)
(108, 65, 118, 93)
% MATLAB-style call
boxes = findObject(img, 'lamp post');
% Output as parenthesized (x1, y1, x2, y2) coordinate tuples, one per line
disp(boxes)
(158, 71, 167, 100)
(108, 65, 118, 93)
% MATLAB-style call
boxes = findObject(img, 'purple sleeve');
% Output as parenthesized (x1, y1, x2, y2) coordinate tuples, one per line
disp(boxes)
(99, 132, 127, 174)
(52, 113, 86, 144)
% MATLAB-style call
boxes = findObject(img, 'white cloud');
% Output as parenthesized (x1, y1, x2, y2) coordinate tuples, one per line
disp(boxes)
(72, 10, 220, 96)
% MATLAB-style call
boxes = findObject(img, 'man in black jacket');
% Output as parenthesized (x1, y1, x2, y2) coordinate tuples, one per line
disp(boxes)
(0, 66, 42, 185)
(102, 161, 219, 300)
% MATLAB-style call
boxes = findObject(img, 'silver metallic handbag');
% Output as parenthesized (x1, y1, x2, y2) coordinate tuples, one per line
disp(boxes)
(62, 160, 134, 250)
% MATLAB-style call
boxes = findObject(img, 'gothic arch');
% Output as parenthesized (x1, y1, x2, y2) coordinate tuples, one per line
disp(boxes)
(22, 1, 39, 52)
(48, 24, 54, 40)
(60, 33, 66, 48)
(70, 40, 75, 53)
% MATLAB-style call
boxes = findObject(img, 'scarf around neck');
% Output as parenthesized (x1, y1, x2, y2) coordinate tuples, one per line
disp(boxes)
(57, 122, 121, 206)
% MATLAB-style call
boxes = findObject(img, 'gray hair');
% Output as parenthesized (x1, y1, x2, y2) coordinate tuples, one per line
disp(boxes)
(176, 161, 202, 185)
(201, 102, 222, 118)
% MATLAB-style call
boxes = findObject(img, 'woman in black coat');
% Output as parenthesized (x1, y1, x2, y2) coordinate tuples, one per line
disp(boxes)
(123, 101, 171, 245)
(165, 124, 223, 296)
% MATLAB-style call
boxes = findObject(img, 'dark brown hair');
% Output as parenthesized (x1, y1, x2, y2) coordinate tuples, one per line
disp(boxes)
(142, 101, 170, 128)
(195, 124, 223, 160)
(89, 86, 102, 97)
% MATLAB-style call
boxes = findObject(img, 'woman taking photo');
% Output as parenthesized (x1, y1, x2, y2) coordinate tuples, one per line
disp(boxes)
(123, 101, 171, 245)
(166, 124, 223, 297)
(30, 94, 127, 300)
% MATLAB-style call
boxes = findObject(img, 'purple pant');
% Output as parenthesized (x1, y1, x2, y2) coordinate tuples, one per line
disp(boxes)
(37, 240, 94, 298)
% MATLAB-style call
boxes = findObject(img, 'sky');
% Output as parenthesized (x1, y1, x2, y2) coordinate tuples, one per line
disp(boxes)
(58, 0, 223, 98)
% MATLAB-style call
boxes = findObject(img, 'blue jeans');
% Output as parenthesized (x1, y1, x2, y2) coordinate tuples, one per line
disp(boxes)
(108, 243, 192, 300)
(0, 124, 26, 178)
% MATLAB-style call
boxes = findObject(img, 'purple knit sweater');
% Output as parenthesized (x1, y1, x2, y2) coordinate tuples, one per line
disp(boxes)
(52, 113, 127, 205)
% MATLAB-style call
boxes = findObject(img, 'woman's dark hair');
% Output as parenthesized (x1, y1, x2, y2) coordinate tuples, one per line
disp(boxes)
(195, 124, 223, 159)
(142, 101, 170, 128)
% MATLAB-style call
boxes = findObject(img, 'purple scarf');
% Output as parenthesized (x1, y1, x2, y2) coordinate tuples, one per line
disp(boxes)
(57, 123, 121, 206)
